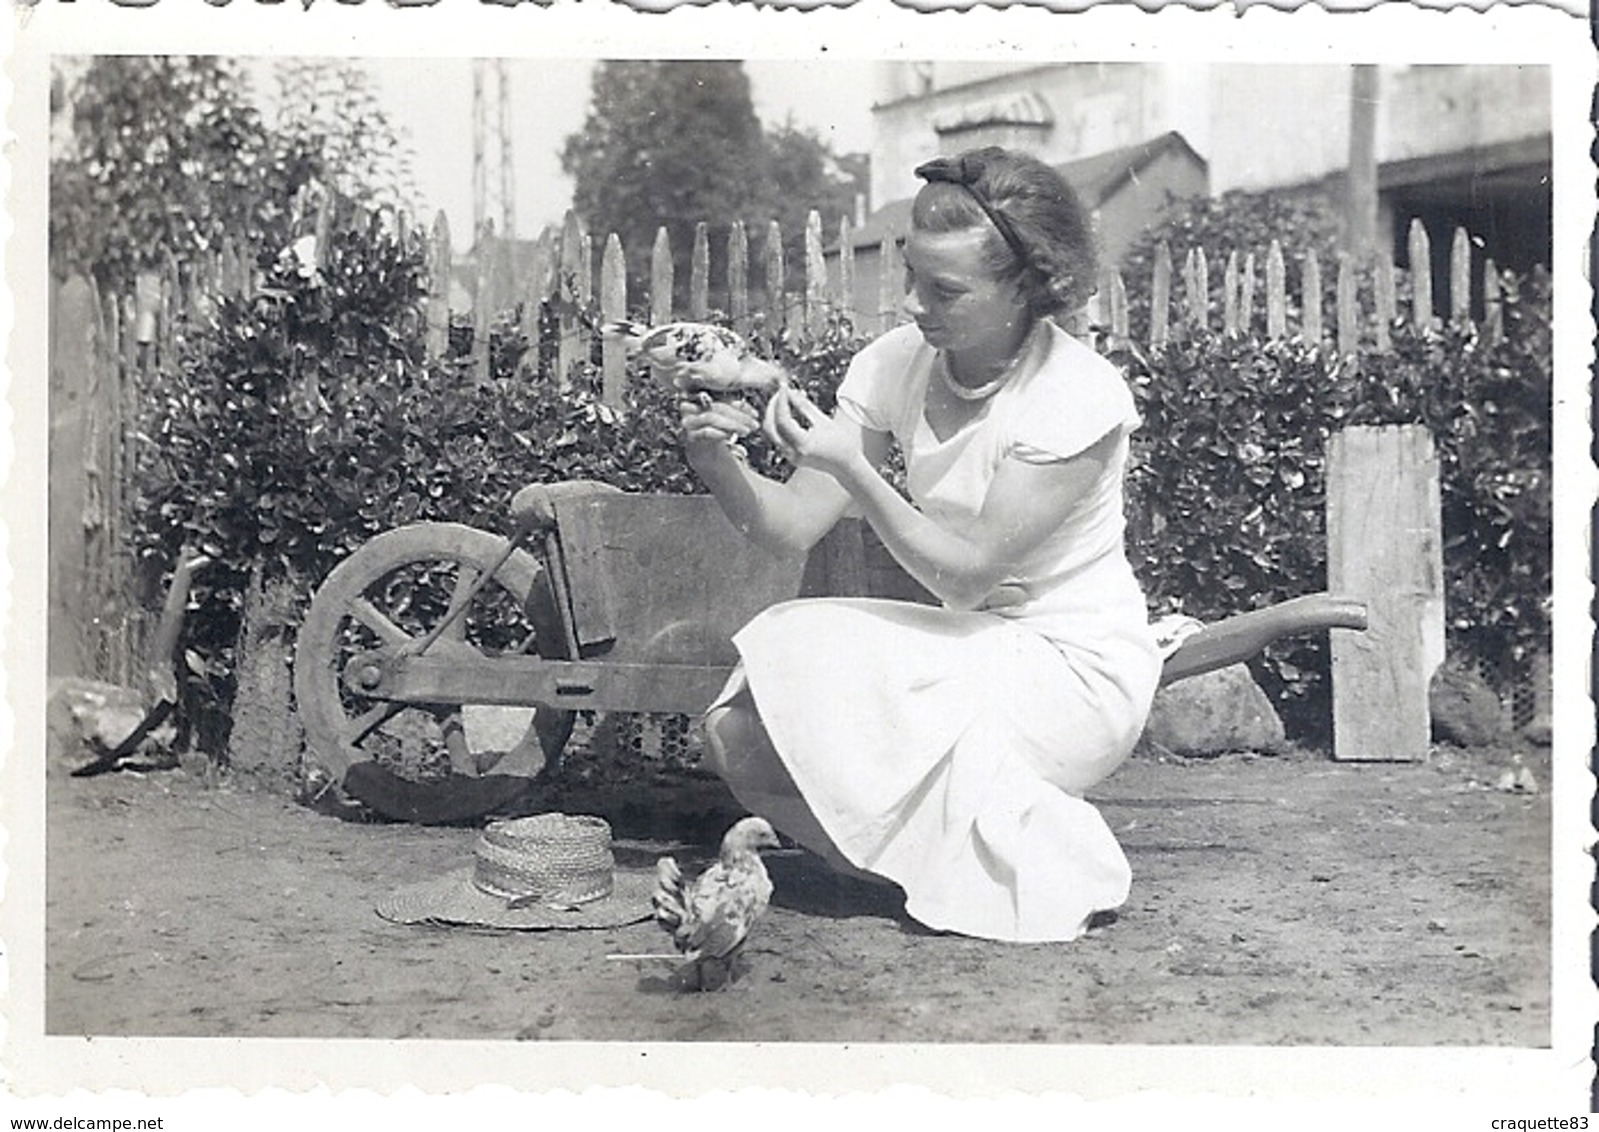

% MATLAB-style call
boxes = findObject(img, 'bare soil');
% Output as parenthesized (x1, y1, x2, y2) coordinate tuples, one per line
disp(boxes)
(45, 730, 1549, 1045)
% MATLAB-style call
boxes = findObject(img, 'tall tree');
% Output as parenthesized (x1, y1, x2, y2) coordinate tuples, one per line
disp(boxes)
(50, 56, 419, 294)
(561, 61, 776, 305)
(267, 59, 419, 212)
(50, 56, 294, 292)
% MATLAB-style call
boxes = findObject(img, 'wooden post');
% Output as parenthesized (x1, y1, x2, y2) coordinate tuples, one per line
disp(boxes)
(599, 233, 628, 408)
(878, 233, 902, 336)
(762, 220, 785, 332)
(1302, 249, 1323, 344)
(1265, 240, 1286, 341)
(651, 227, 674, 328)
(1408, 219, 1434, 332)
(557, 211, 586, 389)
(1344, 64, 1380, 261)
(50, 276, 99, 677)
(425, 207, 450, 358)
(472, 219, 496, 384)
(1187, 247, 1209, 332)
(837, 216, 855, 330)
(1327, 424, 1444, 762)
(728, 222, 750, 335)
(1374, 253, 1396, 353)
(1150, 241, 1172, 348)
(1336, 253, 1359, 357)
(1222, 251, 1240, 336)
(1109, 269, 1128, 342)
(1449, 226, 1472, 329)
(521, 229, 555, 378)
(1481, 258, 1503, 347)
(804, 210, 826, 338)
(1240, 252, 1256, 338)
(689, 222, 710, 321)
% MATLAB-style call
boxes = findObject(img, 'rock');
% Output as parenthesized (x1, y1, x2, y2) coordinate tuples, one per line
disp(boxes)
(46, 677, 175, 771)
(1140, 664, 1286, 757)
(1429, 657, 1510, 748)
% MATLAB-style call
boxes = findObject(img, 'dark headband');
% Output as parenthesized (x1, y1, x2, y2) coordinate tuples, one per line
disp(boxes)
(914, 154, 1033, 271)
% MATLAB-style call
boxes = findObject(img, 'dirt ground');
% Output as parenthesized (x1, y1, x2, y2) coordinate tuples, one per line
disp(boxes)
(42, 717, 1552, 1048)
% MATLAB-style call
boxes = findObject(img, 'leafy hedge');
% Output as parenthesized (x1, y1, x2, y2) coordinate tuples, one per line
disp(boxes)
(1118, 268, 1552, 741)
(134, 189, 1549, 755)
(131, 212, 865, 754)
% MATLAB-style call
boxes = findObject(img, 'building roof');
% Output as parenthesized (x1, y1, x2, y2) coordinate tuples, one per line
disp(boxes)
(843, 131, 1208, 251)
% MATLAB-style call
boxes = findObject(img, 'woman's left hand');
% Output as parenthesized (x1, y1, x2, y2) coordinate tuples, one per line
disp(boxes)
(766, 386, 862, 481)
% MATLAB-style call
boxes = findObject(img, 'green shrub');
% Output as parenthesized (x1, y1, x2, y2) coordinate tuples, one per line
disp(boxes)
(131, 206, 865, 756)
(1117, 268, 1551, 742)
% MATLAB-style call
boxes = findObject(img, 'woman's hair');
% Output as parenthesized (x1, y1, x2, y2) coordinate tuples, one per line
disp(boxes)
(910, 146, 1099, 318)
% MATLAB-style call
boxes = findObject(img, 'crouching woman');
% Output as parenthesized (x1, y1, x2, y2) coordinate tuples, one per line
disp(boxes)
(675, 146, 1160, 943)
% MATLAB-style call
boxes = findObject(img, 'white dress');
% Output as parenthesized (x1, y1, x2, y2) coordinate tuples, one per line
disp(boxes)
(710, 321, 1162, 942)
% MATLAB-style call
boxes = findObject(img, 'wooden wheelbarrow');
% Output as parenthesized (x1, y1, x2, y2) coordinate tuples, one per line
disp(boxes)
(293, 481, 1368, 786)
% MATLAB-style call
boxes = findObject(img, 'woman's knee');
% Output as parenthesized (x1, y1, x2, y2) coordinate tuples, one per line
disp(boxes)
(702, 702, 755, 777)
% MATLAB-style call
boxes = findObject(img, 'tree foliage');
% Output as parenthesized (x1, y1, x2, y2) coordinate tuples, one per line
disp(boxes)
(50, 55, 417, 295)
(561, 62, 864, 304)
(51, 57, 296, 292)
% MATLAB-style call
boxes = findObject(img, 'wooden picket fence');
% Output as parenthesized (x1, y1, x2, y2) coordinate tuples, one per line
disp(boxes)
(453, 206, 1504, 408)
(48, 185, 1507, 688)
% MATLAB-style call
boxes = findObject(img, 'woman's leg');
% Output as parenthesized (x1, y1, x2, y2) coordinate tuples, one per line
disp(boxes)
(702, 687, 887, 884)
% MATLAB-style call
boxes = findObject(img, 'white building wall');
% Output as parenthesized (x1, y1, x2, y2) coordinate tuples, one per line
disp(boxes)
(872, 62, 1551, 203)
(870, 63, 1166, 207)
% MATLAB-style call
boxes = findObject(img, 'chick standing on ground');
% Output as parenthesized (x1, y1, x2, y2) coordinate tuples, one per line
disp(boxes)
(602, 320, 787, 400)
(650, 815, 782, 990)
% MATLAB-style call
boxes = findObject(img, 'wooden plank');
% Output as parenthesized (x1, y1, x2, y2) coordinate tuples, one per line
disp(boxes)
(472, 220, 496, 384)
(1449, 226, 1472, 329)
(804, 209, 826, 337)
(690, 221, 710, 320)
(1265, 240, 1286, 340)
(651, 227, 674, 327)
(878, 233, 902, 335)
(599, 234, 628, 408)
(50, 276, 99, 677)
(1301, 249, 1323, 343)
(557, 211, 585, 389)
(837, 215, 855, 330)
(520, 228, 555, 377)
(1481, 258, 1503, 346)
(1240, 252, 1256, 338)
(1222, 251, 1240, 336)
(1408, 219, 1434, 332)
(553, 493, 809, 665)
(1189, 246, 1209, 332)
(1327, 424, 1444, 761)
(1374, 252, 1396, 352)
(1150, 241, 1172, 348)
(763, 220, 785, 332)
(800, 518, 869, 599)
(424, 211, 452, 362)
(377, 654, 738, 716)
(1336, 253, 1358, 357)
(728, 221, 749, 335)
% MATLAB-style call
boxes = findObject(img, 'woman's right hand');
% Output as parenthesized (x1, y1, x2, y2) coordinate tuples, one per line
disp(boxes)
(678, 396, 762, 463)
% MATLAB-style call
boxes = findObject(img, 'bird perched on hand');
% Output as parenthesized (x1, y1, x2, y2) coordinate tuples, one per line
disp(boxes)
(650, 815, 782, 991)
(602, 320, 787, 401)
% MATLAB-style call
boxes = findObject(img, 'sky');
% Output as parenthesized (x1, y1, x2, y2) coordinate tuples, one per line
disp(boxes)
(358, 58, 878, 253)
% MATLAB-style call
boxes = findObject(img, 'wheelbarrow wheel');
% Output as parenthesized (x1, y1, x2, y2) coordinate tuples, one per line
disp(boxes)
(293, 522, 574, 785)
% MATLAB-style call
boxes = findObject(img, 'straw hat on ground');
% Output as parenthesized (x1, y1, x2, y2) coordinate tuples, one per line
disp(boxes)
(378, 813, 655, 930)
